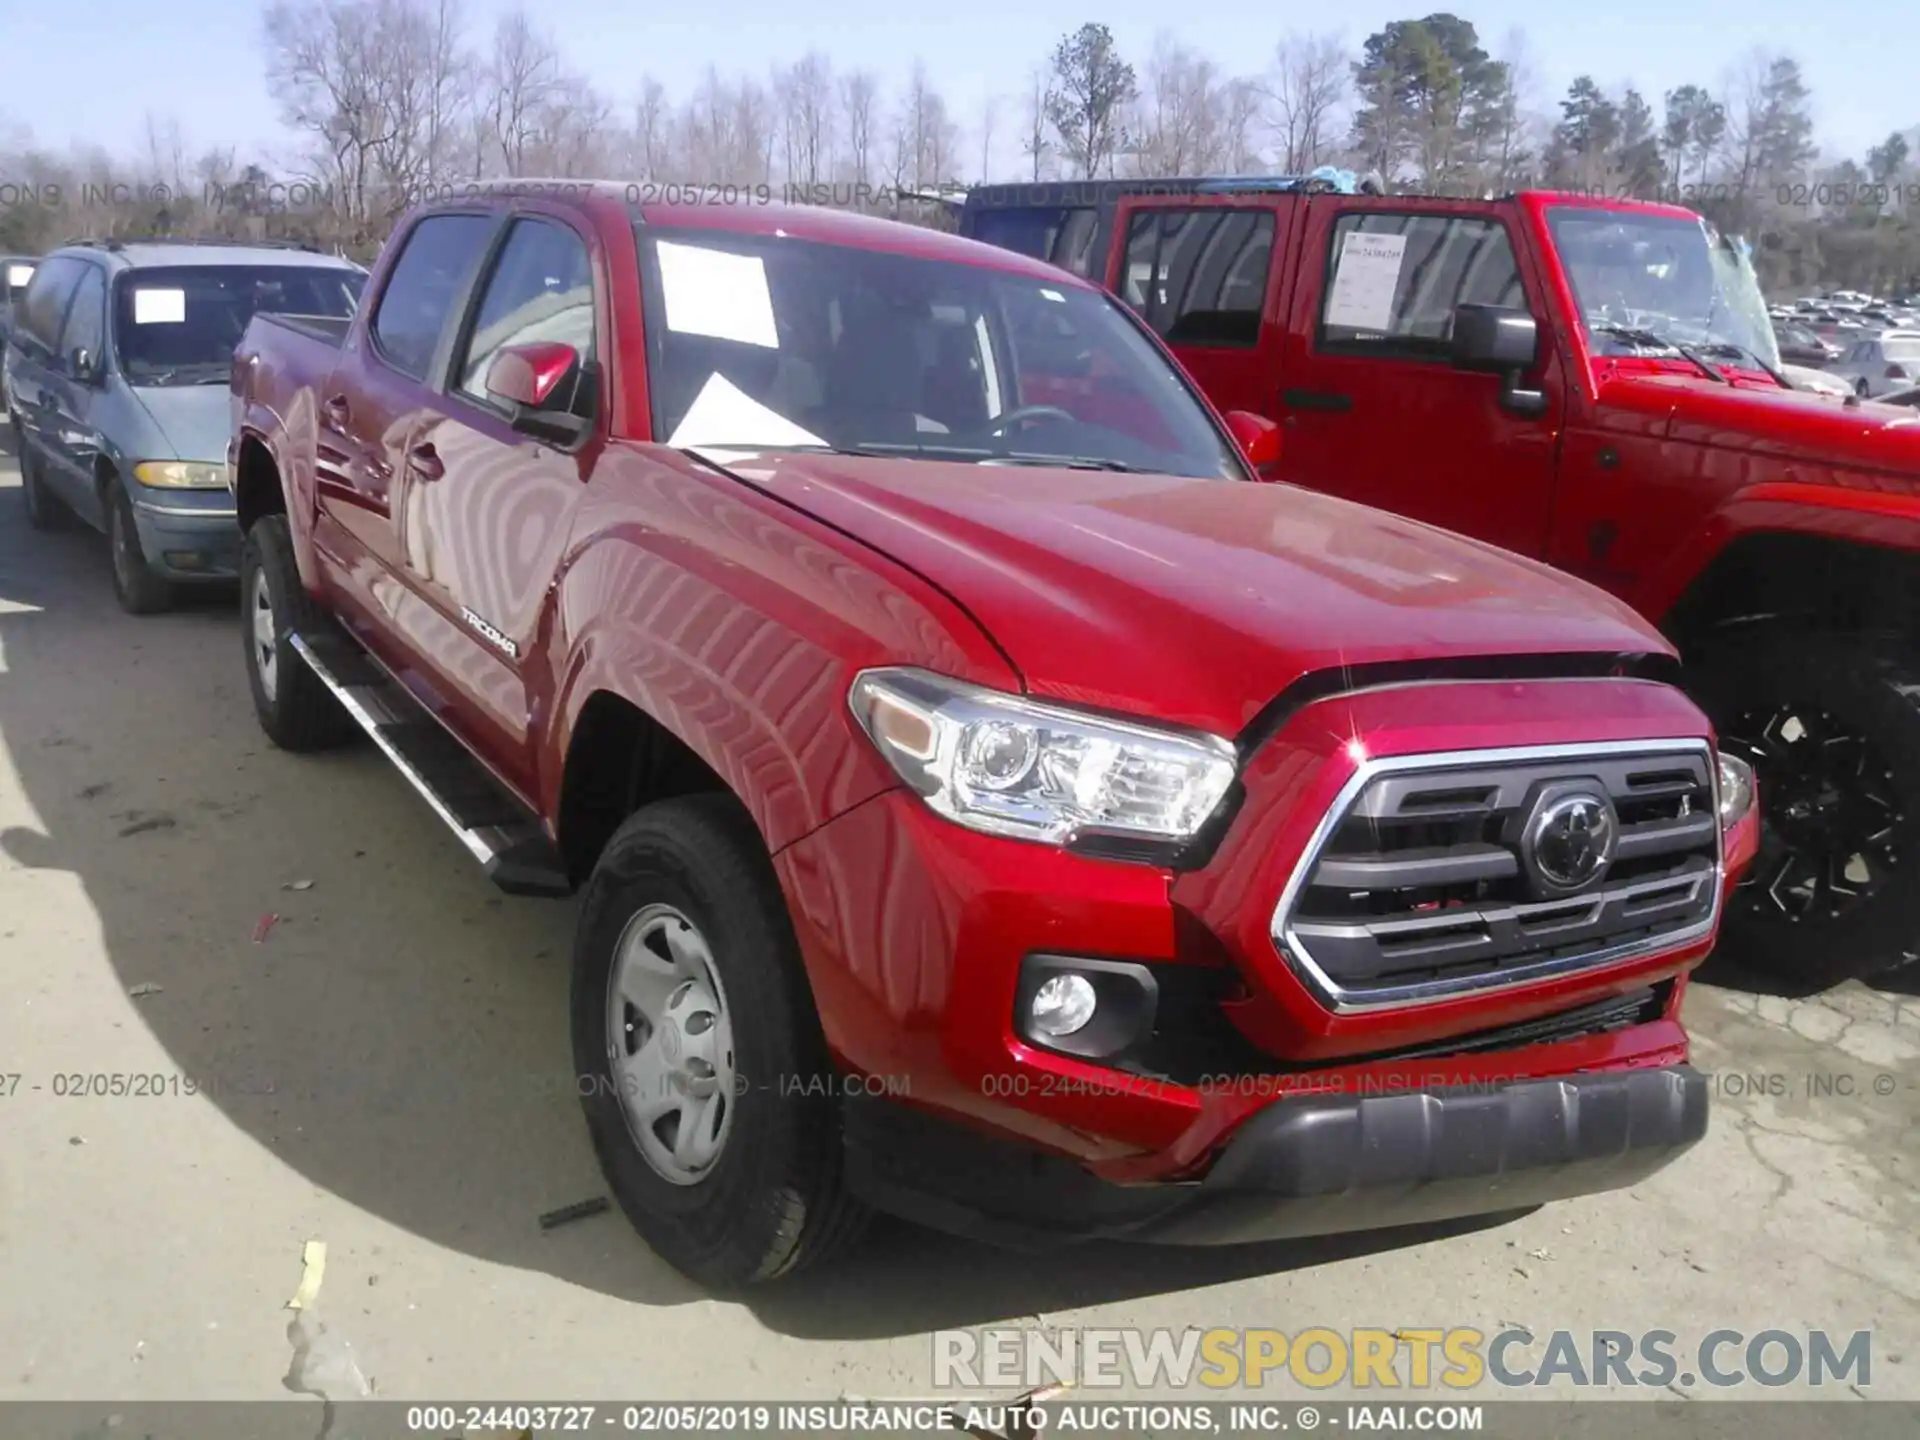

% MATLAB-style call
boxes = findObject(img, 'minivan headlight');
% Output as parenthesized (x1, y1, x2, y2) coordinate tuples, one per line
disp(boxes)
(133, 461, 228, 489)
(849, 667, 1238, 848)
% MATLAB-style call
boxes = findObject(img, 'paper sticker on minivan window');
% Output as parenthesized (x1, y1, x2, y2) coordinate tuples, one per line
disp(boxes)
(6, 264, 32, 288)
(1324, 231, 1407, 333)
(656, 241, 778, 348)
(132, 288, 187, 324)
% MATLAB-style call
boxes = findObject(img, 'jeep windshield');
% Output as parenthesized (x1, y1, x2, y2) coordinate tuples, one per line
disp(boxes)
(1546, 206, 1781, 374)
(114, 265, 364, 385)
(636, 227, 1243, 480)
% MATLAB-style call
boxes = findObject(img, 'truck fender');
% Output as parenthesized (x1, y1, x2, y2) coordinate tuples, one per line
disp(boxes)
(235, 388, 325, 594)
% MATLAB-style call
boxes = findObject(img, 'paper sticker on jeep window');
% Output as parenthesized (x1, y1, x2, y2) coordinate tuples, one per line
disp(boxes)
(656, 241, 778, 348)
(1324, 232, 1406, 333)
(132, 288, 187, 325)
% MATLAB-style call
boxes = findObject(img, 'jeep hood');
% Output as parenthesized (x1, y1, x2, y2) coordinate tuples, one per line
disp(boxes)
(703, 451, 1673, 737)
(1599, 369, 1920, 478)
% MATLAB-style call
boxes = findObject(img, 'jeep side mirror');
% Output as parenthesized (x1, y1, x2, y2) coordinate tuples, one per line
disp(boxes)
(1223, 409, 1282, 473)
(1450, 303, 1548, 417)
(485, 341, 594, 446)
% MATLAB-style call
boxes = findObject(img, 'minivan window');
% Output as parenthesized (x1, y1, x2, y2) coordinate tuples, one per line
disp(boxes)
(17, 257, 85, 351)
(371, 214, 496, 379)
(113, 265, 364, 385)
(60, 266, 107, 365)
(638, 227, 1241, 480)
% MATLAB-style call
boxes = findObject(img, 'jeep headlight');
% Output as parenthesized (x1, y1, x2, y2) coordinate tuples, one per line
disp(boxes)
(849, 667, 1238, 848)
(133, 461, 228, 489)
(1716, 751, 1756, 829)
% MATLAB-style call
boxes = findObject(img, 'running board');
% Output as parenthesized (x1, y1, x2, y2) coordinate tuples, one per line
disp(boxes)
(288, 629, 573, 898)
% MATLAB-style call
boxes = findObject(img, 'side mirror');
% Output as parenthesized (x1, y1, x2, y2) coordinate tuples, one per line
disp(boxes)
(484, 341, 593, 445)
(69, 346, 98, 383)
(1223, 409, 1282, 472)
(1449, 303, 1548, 417)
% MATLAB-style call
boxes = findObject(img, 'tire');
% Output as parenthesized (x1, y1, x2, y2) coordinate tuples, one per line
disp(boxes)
(106, 482, 174, 614)
(240, 513, 359, 751)
(18, 437, 70, 531)
(572, 794, 868, 1290)
(1856, 377, 1871, 398)
(1684, 625, 1920, 983)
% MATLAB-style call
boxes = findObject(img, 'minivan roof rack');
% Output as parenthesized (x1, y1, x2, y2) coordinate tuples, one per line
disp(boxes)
(61, 235, 323, 253)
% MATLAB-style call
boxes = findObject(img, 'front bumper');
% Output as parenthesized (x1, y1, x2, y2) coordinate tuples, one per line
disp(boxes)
(844, 1064, 1708, 1247)
(128, 486, 241, 579)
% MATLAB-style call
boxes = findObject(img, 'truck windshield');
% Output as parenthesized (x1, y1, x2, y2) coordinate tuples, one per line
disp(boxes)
(636, 226, 1242, 480)
(114, 264, 364, 385)
(1546, 206, 1781, 373)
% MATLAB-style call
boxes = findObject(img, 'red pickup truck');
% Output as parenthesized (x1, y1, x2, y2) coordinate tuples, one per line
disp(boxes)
(961, 180, 1920, 983)
(229, 182, 1758, 1290)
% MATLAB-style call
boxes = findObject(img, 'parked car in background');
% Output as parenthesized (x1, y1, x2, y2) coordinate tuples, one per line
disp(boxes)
(961, 180, 1920, 982)
(0, 255, 38, 409)
(228, 182, 1758, 1290)
(1773, 320, 1840, 366)
(1781, 362, 1852, 396)
(4, 239, 366, 613)
(1829, 331, 1920, 396)
(1873, 384, 1920, 408)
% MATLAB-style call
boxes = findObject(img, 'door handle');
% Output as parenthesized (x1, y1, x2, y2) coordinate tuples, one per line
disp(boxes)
(322, 393, 351, 428)
(407, 441, 444, 480)
(1281, 389, 1354, 412)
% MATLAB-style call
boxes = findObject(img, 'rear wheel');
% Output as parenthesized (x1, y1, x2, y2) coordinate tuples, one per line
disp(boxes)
(240, 513, 358, 751)
(571, 794, 867, 1289)
(107, 483, 173, 614)
(1685, 625, 1920, 983)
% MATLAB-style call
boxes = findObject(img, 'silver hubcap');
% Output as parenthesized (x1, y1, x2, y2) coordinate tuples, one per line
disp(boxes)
(606, 903, 737, 1185)
(251, 567, 278, 702)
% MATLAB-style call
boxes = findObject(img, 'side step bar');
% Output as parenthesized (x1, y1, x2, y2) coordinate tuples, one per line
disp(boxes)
(289, 629, 572, 898)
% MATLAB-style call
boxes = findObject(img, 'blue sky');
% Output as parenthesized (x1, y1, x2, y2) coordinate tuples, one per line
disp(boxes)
(2, 1, 1912, 175)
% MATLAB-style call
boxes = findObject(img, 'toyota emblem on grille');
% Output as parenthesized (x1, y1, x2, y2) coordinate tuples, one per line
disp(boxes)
(1523, 791, 1618, 893)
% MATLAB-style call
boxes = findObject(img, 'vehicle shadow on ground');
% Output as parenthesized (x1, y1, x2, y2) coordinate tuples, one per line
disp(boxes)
(0, 445, 1637, 1335)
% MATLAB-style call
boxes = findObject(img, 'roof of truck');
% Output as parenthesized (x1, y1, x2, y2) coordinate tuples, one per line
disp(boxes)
(52, 240, 361, 271)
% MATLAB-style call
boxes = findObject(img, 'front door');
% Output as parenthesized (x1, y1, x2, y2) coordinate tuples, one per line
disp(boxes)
(1274, 199, 1565, 560)
(1105, 196, 1294, 421)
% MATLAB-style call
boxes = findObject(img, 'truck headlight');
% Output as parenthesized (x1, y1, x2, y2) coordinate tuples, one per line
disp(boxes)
(849, 667, 1238, 848)
(133, 461, 227, 489)
(1716, 751, 1756, 829)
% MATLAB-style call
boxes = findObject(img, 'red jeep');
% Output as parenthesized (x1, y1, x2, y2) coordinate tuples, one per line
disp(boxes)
(962, 180, 1918, 982)
(230, 184, 1758, 1289)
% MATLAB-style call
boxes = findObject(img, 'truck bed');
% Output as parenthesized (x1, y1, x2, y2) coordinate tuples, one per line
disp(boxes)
(253, 312, 352, 347)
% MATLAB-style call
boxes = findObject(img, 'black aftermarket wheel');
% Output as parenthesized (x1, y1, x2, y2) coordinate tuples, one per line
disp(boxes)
(571, 794, 867, 1289)
(1686, 626, 1920, 982)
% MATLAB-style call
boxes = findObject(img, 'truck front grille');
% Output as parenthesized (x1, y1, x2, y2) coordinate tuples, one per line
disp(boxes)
(1271, 740, 1721, 1012)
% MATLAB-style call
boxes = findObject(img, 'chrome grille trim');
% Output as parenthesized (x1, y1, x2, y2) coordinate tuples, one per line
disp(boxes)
(1269, 738, 1722, 1015)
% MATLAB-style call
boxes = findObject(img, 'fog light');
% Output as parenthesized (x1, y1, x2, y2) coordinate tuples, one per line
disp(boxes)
(1030, 974, 1097, 1038)
(163, 550, 208, 571)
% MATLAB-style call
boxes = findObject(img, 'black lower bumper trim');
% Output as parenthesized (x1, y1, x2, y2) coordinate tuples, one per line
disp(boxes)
(843, 1065, 1708, 1250)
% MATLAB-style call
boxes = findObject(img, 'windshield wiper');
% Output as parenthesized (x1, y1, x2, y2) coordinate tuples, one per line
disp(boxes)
(996, 453, 1141, 472)
(1590, 324, 1728, 384)
(1692, 341, 1789, 387)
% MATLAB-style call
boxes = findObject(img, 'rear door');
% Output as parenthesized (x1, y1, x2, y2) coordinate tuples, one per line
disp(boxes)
(311, 210, 499, 640)
(7, 256, 85, 489)
(1273, 198, 1565, 559)
(40, 262, 110, 526)
(1104, 195, 1293, 418)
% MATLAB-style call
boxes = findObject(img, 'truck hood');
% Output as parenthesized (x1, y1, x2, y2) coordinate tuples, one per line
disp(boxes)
(1600, 369, 1920, 478)
(703, 451, 1672, 737)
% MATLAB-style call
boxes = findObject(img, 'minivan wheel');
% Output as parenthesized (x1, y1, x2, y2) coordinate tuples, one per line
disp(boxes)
(1685, 625, 1920, 983)
(572, 794, 867, 1290)
(239, 514, 359, 751)
(107, 484, 174, 613)
(19, 440, 70, 531)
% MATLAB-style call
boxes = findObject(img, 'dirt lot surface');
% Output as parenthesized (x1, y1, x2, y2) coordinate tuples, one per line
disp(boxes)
(0, 442, 1914, 1406)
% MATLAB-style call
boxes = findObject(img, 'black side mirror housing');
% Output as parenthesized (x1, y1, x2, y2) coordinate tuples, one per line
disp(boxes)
(69, 346, 99, 383)
(1450, 303, 1548, 417)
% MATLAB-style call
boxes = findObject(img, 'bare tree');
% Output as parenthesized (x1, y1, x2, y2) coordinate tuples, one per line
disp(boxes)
(775, 52, 836, 187)
(486, 7, 563, 176)
(262, 0, 398, 225)
(1020, 68, 1054, 181)
(891, 62, 959, 192)
(632, 77, 672, 177)
(840, 70, 880, 189)
(978, 91, 1001, 183)
(1268, 31, 1348, 172)
(1128, 35, 1227, 177)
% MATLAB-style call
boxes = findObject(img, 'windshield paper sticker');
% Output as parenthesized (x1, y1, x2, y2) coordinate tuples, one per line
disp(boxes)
(656, 241, 779, 348)
(667, 372, 826, 450)
(132, 288, 187, 325)
(6, 264, 32, 287)
(1324, 231, 1407, 332)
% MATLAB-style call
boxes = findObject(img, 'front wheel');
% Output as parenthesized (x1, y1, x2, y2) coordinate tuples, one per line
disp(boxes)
(571, 794, 867, 1289)
(107, 483, 174, 614)
(1685, 626, 1920, 983)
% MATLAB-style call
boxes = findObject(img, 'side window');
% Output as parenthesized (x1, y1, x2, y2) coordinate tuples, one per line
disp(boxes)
(370, 214, 496, 380)
(17, 258, 84, 354)
(1317, 211, 1525, 360)
(1051, 209, 1100, 278)
(58, 266, 106, 366)
(453, 217, 596, 411)
(1120, 208, 1275, 347)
